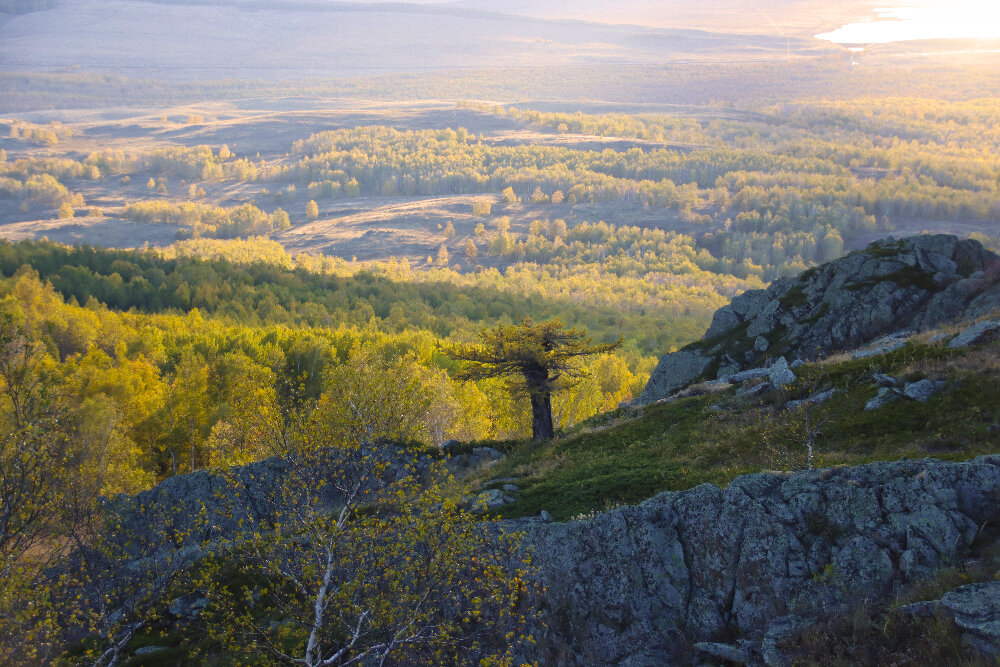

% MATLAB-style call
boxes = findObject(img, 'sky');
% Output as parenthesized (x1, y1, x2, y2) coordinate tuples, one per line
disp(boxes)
(817, 0, 1000, 44)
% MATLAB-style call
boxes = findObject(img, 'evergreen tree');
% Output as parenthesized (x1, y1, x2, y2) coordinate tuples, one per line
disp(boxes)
(446, 318, 622, 441)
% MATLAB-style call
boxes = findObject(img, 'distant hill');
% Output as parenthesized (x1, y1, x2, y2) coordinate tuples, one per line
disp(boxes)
(0, 0, 828, 79)
(451, 0, 876, 36)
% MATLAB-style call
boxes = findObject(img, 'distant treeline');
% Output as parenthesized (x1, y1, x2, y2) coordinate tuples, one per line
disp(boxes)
(0, 239, 666, 348)
(4, 58, 1000, 112)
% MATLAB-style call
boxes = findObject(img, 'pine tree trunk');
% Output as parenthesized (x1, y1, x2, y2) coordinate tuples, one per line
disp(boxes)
(530, 391, 554, 442)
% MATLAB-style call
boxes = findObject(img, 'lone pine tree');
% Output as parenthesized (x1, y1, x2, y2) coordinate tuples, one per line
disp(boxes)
(446, 318, 622, 441)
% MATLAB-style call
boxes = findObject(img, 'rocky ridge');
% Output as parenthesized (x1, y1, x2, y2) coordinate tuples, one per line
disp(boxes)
(523, 455, 1000, 665)
(111, 453, 1000, 665)
(640, 235, 1000, 404)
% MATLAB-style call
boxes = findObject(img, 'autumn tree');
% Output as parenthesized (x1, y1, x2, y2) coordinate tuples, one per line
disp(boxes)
(0, 316, 109, 663)
(305, 199, 319, 221)
(314, 345, 434, 446)
(272, 207, 291, 231)
(207, 435, 532, 666)
(472, 199, 492, 216)
(202, 347, 534, 666)
(463, 238, 478, 260)
(435, 244, 450, 267)
(446, 318, 622, 441)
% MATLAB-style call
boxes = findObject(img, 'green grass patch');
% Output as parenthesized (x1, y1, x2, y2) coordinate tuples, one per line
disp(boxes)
(488, 339, 1000, 521)
(780, 284, 809, 308)
(861, 239, 907, 259)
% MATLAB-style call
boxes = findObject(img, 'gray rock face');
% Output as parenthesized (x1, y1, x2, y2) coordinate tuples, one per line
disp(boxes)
(640, 235, 1000, 403)
(853, 332, 913, 359)
(865, 387, 902, 411)
(638, 349, 712, 404)
(728, 366, 772, 383)
(872, 373, 898, 387)
(785, 389, 836, 411)
(523, 456, 1000, 665)
(903, 379, 946, 403)
(768, 356, 796, 387)
(948, 319, 1000, 348)
(695, 641, 750, 663)
(168, 595, 209, 619)
(111, 445, 492, 555)
(472, 488, 515, 511)
(941, 582, 1000, 656)
(900, 582, 1000, 658)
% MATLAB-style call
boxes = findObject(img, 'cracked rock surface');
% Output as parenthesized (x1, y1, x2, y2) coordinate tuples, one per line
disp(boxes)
(522, 456, 1000, 665)
(640, 235, 1000, 404)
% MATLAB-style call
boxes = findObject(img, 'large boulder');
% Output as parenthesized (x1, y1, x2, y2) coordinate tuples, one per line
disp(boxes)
(637, 349, 712, 404)
(948, 319, 1000, 348)
(640, 235, 1000, 403)
(524, 456, 1000, 665)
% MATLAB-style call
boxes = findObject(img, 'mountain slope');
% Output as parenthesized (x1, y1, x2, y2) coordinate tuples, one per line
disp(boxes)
(0, 0, 822, 79)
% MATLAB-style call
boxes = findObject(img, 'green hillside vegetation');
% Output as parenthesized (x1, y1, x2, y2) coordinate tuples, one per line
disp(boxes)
(484, 331, 1000, 521)
(0, 240, 661, 491)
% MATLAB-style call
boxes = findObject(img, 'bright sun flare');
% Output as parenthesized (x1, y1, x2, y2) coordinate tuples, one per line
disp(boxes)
(817, 0, 1000, 44)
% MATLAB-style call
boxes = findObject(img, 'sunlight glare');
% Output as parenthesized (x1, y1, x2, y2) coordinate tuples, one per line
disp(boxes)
(817, 0, 1000, 44)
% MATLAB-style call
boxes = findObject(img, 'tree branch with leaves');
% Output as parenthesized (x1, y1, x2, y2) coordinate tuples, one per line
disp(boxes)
(445, 318, 622, 441)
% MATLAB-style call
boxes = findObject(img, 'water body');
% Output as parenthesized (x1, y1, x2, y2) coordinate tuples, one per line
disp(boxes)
(817, 0, 1000, 44)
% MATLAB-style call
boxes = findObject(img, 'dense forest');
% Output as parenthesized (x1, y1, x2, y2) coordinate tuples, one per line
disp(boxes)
(0, 239, 655, 493)
(3, 99, 999, 487)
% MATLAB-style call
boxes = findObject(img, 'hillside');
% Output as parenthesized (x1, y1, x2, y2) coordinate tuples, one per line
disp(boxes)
(452, 0, 876, 36)
(0, 0, 816, 80)
(4, 0, 1000, 661)
(60, 235, 1000, 665)
(640, 234, 1000, 403)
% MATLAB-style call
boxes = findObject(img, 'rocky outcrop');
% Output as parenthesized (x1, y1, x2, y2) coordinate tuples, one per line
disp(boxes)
(639, 349, 713, 402)
(108, 445, 501, 554)
(523, 456, 1000, 665)
(932, 583, 1000, 657)
(901, 582, 1000, 658)
(948, 319, 1000, 349)
(640, 235, 1000, 404)
(107, 447, 1000, 665)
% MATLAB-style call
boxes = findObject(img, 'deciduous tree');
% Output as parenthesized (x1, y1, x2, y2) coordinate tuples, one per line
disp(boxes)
(305, 200, 319, 221)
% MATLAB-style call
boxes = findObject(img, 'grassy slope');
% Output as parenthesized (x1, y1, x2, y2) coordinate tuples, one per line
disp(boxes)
(484, 327, 1000, 521)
